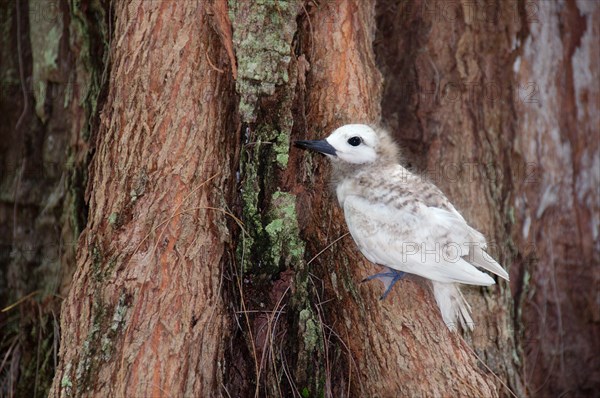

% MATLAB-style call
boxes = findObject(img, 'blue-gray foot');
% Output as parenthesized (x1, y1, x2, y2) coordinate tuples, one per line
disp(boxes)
(361, 269, 405, 300)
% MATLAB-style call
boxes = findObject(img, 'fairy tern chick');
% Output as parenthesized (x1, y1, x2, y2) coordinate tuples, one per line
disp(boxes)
(296, 124, 509, 331)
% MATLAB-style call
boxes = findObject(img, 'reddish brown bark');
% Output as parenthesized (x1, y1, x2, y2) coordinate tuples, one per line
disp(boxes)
(49, 1, 237, 396)
(287, 0, 508, 396)
(512, 2, 599, 395)
(374, 0, 599, 396)
(375, 0, 524, 394)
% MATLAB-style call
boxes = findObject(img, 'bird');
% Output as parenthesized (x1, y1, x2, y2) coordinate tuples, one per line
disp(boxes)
(295, 124, 509, 332)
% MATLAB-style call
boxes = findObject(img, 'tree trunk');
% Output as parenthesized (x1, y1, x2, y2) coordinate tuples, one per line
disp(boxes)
(375, 1, 599, 395)
(292, 0, 512, 395)
(0, 0, 596, 397)
(226, 0, 516, 396)
(49, 1, 237, 396)
(511, 2, 599, 395)
(0, 0, 94, 396)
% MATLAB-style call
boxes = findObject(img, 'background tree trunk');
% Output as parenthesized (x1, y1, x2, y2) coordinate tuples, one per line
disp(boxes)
(1, 0, 99, 395)
(511, 2, 599, 395)
(0, 0, 597, 397)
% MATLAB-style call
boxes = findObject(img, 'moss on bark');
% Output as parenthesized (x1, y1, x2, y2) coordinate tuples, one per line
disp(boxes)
(229, 1, 330, 395)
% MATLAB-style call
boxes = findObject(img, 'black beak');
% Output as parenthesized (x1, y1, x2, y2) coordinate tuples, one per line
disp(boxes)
(294, 139, 337, 156)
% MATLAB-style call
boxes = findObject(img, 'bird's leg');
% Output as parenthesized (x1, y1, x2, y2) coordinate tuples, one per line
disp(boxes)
(361, 267, 405, 300)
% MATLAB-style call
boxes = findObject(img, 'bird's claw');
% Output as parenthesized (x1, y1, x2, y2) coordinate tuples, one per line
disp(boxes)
(362, 270, 406, 300)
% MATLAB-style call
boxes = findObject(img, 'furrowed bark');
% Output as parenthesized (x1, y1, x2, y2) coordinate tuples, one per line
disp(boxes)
(291, 0, 506, 396)
(375, 0, 599, 396)
(512, 1, 599, 395)
(375, 0, 524, 395)
(50, 1, 237, 396)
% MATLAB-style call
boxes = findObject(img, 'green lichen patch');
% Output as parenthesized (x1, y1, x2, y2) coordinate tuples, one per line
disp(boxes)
(72, 292, 130, 393)
(101, 292, 128, 360)
(229, 0, 302, 122)
(237, 143, 263, 272)
(238, 184, 304, 276)
(72, 246, 130, 392)
(227, 1, 334, 394)
(298, 308, 320, 353)
(293, 302, 327, 397)
(74, 299, 105, 390)
(231, 0, 302, 276)
(108, 212, 119, 226)
(274, 129, 291, 168)
(60, 362, 73, 394)
(237, 124, 296, 274)
(265, 191, 305, 269)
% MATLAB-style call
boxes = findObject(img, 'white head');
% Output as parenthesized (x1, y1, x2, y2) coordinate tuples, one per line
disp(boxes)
(296, 124, 398, 166)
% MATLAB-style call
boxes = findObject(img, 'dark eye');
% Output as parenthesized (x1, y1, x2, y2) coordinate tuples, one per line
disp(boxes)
(347, 136, 362, 146)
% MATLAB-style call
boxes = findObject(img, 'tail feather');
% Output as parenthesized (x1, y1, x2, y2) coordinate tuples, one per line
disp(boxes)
(431, 281, 474, 332)
(469, 246, 509, 281)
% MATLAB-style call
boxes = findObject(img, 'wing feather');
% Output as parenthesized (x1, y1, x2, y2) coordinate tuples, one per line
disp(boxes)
(343, 195, 500, 285)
